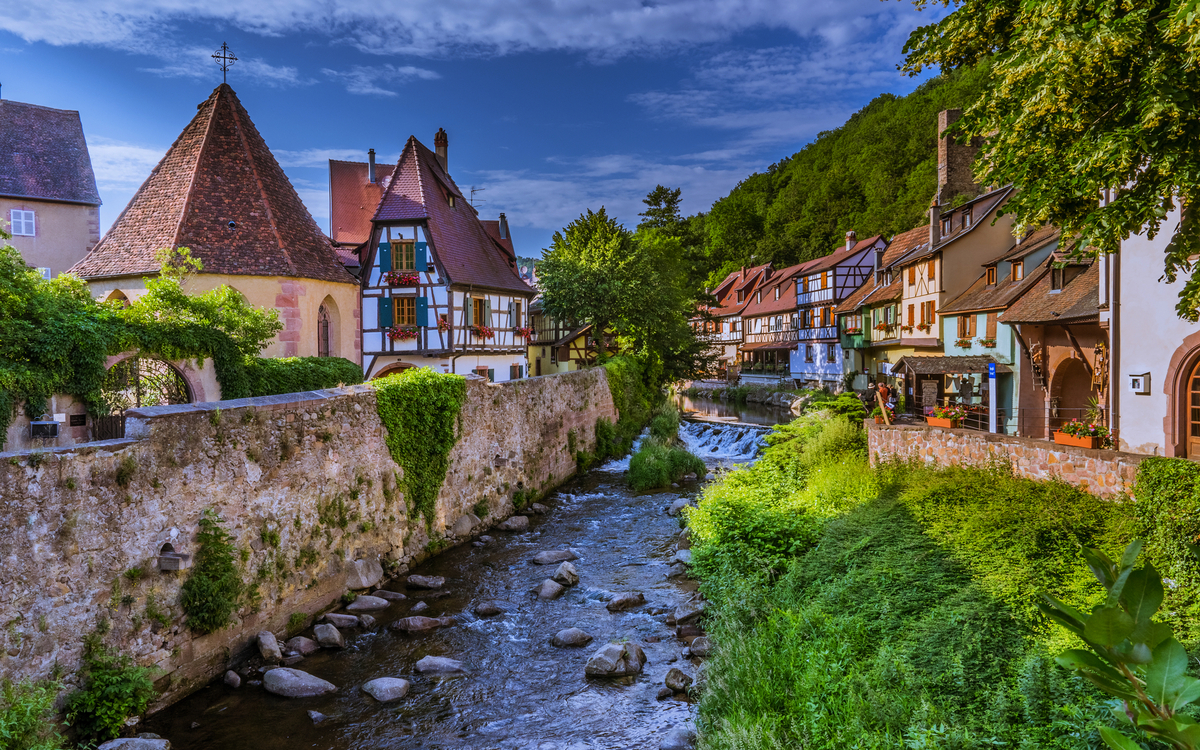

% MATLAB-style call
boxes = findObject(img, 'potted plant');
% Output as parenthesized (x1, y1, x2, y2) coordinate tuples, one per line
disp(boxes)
(384, 270, 420, 286)
(437, 316, 450, 332)
(516, 325, 534, 340)
(901, 325, 914, 333)
(874, 322, 891, 332)
(845, 326, 862, 335)
(927, 404, 966, 428)
(978, 337, 997, 348)
(386, 326, 419, 341)
(470, 324, 495, 339)
(1054, 420, 1111, 449)
(916, 322, 933, 333)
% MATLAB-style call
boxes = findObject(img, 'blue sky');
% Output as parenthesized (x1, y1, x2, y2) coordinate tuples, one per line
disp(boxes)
(0, 1, 946, 255)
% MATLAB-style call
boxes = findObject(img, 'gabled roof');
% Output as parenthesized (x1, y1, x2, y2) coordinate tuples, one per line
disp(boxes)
(702, 263, 770, 317)
(802, 235, 884, 275)
(942, 231, 1063, 315)
(835, 277, 878, 315)
(1000, 259, 1099, 325)
(740, 262, 807, 318)
(0, 99, 101, 205)
(985, 225, 1060, 265)
(73, 84, 352, 284)
(863, 276, 902, 306)
(883, 225, 929, 268)
(330, 159, 395, 246)
(894, 186, 1014, 267)
(734, 263, 771, 292)
(481, 219, 515, 259)
(373, 136, 532, 295)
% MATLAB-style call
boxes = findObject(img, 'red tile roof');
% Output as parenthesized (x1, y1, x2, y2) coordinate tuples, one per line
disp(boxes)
(701, 263, 770, 317)
(740, 263, 807, 318)
(373, 136, 532, 295)
(73, 84, 353, 284)
(1000, 259, 1098, 325)
(330, 159, 395, 246)
(0, 99, 100, 205)
(835, 277, 878, 315)
(481, 220, 516, 259)
(803, 235, 883, 274)
(883, 225, 931, 268)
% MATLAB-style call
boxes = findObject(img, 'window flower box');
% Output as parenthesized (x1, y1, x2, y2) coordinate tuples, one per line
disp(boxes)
(916, 323, 933, 333)
(1054, 431, 1102, 449)
(874, 323, 891, 332)
(845, 327, 862, 335)
(978, 338, 997, 348)
(927, 417, 959, 429)
(1054, 420, 1110, 449)
(470, 325, 495, 339)
(928, 404, 965, 428)
(386, 326, 419, 341)
(901, 325, 914, 333)
(517, 326, 534, 340)
(954, 337, 973, 348)
(384, 271, 420, 286)
(437, 316, 450, 332)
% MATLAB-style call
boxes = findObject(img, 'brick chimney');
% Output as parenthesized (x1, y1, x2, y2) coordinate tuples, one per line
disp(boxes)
(368, 148, 376, 183)
(929, 198, 941, 249)
(434, 128, 449, 172)
(499, 212, 509, 240)
(936, 109, 981, 205)
(846, 230, 856, 252)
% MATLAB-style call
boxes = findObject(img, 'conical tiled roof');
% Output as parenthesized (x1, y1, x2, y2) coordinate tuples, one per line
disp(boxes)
(374, 136, 532, 294)
(72, 84, 353, 284)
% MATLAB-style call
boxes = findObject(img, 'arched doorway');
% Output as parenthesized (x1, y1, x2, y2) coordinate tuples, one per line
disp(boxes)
(317, 295, 340, 358)
(372, 363, 414, 380)
(96, 356, 193, 439)
(1186, 359, 1200, 459)
(105, 290, 131, 308)
(1049, 357, 1095, 431)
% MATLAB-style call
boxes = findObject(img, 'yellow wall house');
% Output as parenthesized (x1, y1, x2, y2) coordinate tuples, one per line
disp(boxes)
(71, 84, 360, 363)
(0, 99, 102, 278)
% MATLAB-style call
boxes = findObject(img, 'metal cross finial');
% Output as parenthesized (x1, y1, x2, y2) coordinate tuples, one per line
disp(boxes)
(212, 42, 237, 84)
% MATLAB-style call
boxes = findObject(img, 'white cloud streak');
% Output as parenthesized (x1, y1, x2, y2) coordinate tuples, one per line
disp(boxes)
(321, 64, 440, 96)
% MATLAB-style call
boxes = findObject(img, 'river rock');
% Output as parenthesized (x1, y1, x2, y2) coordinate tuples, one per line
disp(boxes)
(322, 613, 359, 628)
(97, 740, 171, 750)
(372, 590, 407, 601)
(682, 473, 697, 482)
(675, 549, 693, 566)
(530, 503, 549, 514)
(552, 627, 594, 647)
(407, 575, 445, 589)
(410, 601, 429, 613)
(532, 549, 578, 565)
(224, 670, 241, 688)
(257, 631, 282, 663)
(345, 595, 390, 612)
(263, 668, 337, 698)
(451, 513, 481, 537)
(314, 623, 344, 649)
(585, 642, 646, 677)
(480, 535, 493, 542)
(534, 579, 565, 600)
(497, 515, 530, 532)
(285, 636, 319, 656)
(674, 601, 705, 626)
(606, 592, 646, 612)
(660, 726, 697, 750)
(656, 686, 674, 700)
(552, 561, 579, 586)
(667, 499, 690, 517)
(666, 563, 687, 579)
(689, 636, 712, 657)
(358, 614, 377, 629)
(362, 677, 411, 702)
(390, 616, 454, 632)
(415, 655, 466, 674)
(474, 600, 507, 616)
(346, 558, 384, 590)
(665, 668, 693, 692)
(307, 710, 327, 725)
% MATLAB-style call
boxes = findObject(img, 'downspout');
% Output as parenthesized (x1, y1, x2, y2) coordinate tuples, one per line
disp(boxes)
(1110, 251, 1120, 448)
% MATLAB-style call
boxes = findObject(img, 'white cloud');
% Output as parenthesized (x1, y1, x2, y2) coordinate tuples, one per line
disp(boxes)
(137, 46, 305, 86)
(321, 64, 440, 96)
(88, 136, 165, 190)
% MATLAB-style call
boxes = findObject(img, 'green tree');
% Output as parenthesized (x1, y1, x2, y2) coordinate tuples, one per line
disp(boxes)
(902, 0, 1200, 319)
(638, 185, 684, 231)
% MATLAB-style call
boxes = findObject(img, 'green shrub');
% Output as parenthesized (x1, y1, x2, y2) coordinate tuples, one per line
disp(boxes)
(600, 355, 659, 457)
(180, 509, 243, 634)
(649, 405, 681, 443)
(627, 440, 705, 492)
(1132, 456, 1200, 641)
(0, 679, 64, 750)
(114, 455, 136, 487)
(373, 368, 466, 525)
(242, 356, 363, 397)
(65, 636, 156, 743)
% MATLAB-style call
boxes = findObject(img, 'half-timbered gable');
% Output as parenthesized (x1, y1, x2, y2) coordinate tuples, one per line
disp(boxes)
(355, 132, 534, 381)
(738, 263, 806, 384)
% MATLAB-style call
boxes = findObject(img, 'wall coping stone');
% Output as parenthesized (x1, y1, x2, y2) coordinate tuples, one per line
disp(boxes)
(866, 421, 1149, 467)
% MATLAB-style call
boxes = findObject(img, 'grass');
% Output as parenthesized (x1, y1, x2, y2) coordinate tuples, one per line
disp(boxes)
(686, 408, 1160, 750)
(627, 404, 706, 492)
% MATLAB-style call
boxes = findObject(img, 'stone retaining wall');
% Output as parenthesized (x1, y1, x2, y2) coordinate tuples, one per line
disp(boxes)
(867, 422, 1146, 498)
(0, 369, 616, 710)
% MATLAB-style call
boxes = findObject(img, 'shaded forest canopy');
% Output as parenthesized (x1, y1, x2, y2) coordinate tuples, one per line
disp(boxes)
(694, 64, 991, 288)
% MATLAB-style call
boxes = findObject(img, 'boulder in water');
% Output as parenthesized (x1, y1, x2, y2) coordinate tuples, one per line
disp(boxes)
(314, 623, 344, 649)
(372, 589, 407, 601)
(257, 631, 281, 663)
(345, 595, 390, 612)
(551, 627, 594, 647)
(585, 642, 646, 677)
(322, 613, 359, 628)
(410, 601, 429, 613)
(497, 515, 530, 532)
(346, 558, 384, 590)
(689, 636, 712, 657)
(665, 668, 693, 692)
(362, 677, 411, 702)
(406, 575, 445, 590)
(390, 616, 454, 632)
(286, 636, 319, 656)
(415, 655, 466, 674)
(532, 549, 578, 565)
(675, 549, 693, 566)
(660, 726, 697, 750)
(263, 668, 337, 698)
(474, 600, 508, 616)
(552, 561, 579, 586)
(97, 740, 171, 750)
(534, 579, 565, 600)
(667, 499, 690, 517)
(606, 592, 645, 612)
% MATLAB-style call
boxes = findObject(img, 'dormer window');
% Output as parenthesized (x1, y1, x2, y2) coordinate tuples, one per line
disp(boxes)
(756, 290, 761, 303)
(737, 290, 746, 303)
(986, 267, 997, 285)
(1012, 261, 1024, 281)
(941, 218, 950, 235)
(774, 286, 780, 300)
(448, 194, 456, 208)
(963, 209, 972, 229)
(1051, 267, 1064, 290)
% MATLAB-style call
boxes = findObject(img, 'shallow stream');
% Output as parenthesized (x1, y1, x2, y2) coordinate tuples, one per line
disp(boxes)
(144, 420, 768, 750)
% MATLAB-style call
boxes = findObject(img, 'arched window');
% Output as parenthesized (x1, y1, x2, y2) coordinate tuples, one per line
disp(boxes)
(317, 304, 331, 357)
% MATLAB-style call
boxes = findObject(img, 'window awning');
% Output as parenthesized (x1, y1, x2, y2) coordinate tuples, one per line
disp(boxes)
(741, 341, 799, 352)
(891, 355, 1012, 375)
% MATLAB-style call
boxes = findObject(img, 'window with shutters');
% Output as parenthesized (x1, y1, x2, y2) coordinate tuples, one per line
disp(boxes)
(968, 314, 977, 337)
(396, 297, 416, 326)
(472, 297, 488, 327)
(10, 209, 34, 236)
(512, 301, 522, 328)
(986, 312, 997, 338)
(392, 240, 415, 270)
(927, 260, 935, 284)
(802, 277, 809, 293)
(908, 266, 916, 285)
(821, 271, 829, 289)
(790, 314, 797, 330)
(986, 267, 997, 285)
(957, 315, 968, 338)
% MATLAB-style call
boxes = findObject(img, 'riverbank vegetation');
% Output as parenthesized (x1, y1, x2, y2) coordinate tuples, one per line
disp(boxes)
(628, 404, 705, 491)
(686, 410, 1200, 748)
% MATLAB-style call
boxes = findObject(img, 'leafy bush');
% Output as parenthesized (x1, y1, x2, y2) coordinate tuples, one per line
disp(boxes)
(1132, 456, 1200, 641)
(65, 637, 156, 743)
(242, 356, 363, 397)
(649, 405, 681, 443)
(0, 679, 63, 750)
(628, 440, 706, 492)
(180, 509, 243, 634)
(373, 368, 467, 524)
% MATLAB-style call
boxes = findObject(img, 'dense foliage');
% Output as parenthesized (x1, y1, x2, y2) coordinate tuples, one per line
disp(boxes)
(373, 368, 467, 524)
(627, 404, 705, 491)
(179, 509, 244, 634)
(683, 411, 1200, 748)
(64, 637, 155, 743)
(1132, 457, 1200, 642)
(902, 0, 1200, 318)
(0, 680, 63, 750)
(242, 356, 363, 396)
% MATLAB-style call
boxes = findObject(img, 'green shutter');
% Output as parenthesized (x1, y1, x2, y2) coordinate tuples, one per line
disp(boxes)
(416, 296, 429, 327)
(484, 298, 491, 324)
(378, 297, 393, 328)
(378, 240, 392, 273)
(415, 242, 427, 271)
(487, 368, 495, 382)
(465, 295, 473, 325)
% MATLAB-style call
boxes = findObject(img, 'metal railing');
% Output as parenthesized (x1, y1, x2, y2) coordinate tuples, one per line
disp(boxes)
(897, 395, 1104, 438)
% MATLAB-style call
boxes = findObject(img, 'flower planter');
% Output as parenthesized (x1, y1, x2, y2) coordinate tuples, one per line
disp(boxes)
(1054, 431, 1102, 449)
(927, 417, 959, 429)
(874, 416, 885, 424)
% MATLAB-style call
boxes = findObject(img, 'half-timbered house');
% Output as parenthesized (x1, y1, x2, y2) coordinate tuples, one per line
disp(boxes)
(693, 263, 770, 380)
(356, 131, 534, 381)
(738, 263, 806, 385)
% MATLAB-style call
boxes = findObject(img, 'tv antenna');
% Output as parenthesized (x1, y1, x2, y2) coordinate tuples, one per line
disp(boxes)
(469, 186, 487, 207)
(212, 42, 237, 84)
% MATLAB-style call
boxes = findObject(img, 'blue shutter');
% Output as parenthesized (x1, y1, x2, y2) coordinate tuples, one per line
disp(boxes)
(378, 297, 393, 328)
(415, 242, 427, 271)
(378, 240, 391, 273)
(416, 296, 429, 327)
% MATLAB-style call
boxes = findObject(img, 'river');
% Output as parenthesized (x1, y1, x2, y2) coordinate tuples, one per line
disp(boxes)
(674, 394, 794, 427)
(144, 419, 769, 750)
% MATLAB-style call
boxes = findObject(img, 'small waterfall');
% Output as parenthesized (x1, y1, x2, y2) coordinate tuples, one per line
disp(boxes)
(678, 419, 767, 465)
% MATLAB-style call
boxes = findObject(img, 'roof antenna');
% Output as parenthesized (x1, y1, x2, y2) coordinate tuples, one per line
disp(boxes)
(212, 43, 237, 84)
(469, 186, 486, 207)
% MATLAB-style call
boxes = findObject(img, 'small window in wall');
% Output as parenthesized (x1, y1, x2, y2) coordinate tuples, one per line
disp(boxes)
(317, 304, 331, 357)
(10, 209, 34, 236)
(1051, 267, 1064, 290)
(392, 240, 416, 270)
(1012, 261, 1024, 281)
(986, 267, 997, 285)
(756, 290, 761, 303)
(826, 344, 836, 363)
(395, 297, 417, 326)
(37, 267, 51, 281)
(737, 290, 745, 303)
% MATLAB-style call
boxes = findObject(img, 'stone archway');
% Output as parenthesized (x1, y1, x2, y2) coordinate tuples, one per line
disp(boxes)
(1049, 357, 1095, 431)
(96, 356, 194, 438)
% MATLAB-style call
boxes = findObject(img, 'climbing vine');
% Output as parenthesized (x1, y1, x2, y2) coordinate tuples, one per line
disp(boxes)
(179, 509, 243, 634)
(373, 368, 467, 525)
